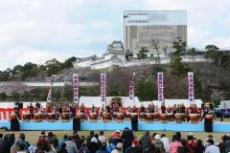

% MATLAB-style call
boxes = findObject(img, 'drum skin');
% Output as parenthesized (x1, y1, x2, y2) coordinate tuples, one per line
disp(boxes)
(89, 113, 98, 120)
(160, 113, 167, 123)
(167, 113, 174, 121)
(153, 113, 160, 121)
(115, 112, 124, 121)
(23, 113, 31, 121)
(102, 112, 112, 120)
(144, 113, 154, 121)
(189, 114, 200, 123)
(61, 113, 70, 121)
(48, 113, 56, 122)
(34, 113, 42, 122)
(175, 113, 185, 123)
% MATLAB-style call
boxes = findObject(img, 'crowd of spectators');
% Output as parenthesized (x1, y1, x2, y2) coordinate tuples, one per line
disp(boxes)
(0, 129, 230, 153)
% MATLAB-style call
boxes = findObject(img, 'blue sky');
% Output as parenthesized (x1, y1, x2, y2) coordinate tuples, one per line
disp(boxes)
(0, 0, 229, 70)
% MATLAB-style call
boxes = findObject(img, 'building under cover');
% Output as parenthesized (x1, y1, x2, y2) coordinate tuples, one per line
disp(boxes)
(123, 10, 187, 57)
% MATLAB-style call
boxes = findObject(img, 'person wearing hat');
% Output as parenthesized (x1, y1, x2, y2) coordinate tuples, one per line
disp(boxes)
(205, 139, 220, 153)
(153, 134, 165, 153)
(122, 127, 134, 153)
(111, 142, 123, 153)
(111, 130, 122, 145)
(89, 137, 99, 153)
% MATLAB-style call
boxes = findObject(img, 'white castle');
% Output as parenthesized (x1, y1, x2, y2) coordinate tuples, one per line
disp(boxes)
(74, 41, 126, 70)
(73, 41, 209, 70)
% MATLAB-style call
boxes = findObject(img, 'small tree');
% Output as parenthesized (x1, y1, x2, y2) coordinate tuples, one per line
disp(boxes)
(170, 37, 187, 75)
(205, 45, 219, 58)
(136, 79, 157, 101)
(172, 37, 186, 56)
(137, 47, 149, 59)
(125, 50, 133, 61)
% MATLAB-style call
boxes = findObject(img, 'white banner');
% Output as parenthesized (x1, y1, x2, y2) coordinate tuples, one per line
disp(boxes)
(72, 73, 79, 103)
(47, 88, 52, 103)
(188, 72, 194, 102)
(47, 75, 55, 103)
(157, 72, 164, 102)
(100, 73, 107, 103)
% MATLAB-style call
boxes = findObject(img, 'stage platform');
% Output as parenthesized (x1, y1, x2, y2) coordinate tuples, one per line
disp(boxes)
(1, 120, 230, 132)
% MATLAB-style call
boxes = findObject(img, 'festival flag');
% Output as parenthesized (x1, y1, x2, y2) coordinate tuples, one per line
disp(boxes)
(47, 88, 52, 103)
(100, 73, 107, 103)
(47, 75, 55, 103)
(157, 72, 164, 102)
(188, 72, 194, 102)
(129, 72, 136, 100)
(72, 73, 79, 103)
(129, 81, 135, 100)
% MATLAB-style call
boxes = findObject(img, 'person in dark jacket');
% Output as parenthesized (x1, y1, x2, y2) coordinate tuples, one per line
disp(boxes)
(86, 131, 94, 148)
(96, 142, 109, 153)
(125, 139, 141, 153)
(224, 135, 230, 153)
(1, 134, 15, 153)
(122, 128, 134, 153)
(58, 143, 68, 153)
(196, 139, 205, 153)
(89, 137, 99, 153)
(140, 131, 153, 153)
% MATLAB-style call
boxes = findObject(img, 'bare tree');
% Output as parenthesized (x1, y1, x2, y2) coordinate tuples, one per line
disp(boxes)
(151, 39, 161, 64)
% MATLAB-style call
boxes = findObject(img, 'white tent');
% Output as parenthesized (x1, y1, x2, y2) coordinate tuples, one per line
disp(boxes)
(0, 102, 47, 109)
(151, 99, 203, 108)
(79, 96, 139, 107)
(79, 97, 203, 108)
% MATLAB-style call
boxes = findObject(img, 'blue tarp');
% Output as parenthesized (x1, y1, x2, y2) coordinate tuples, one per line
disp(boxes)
(1, 120, 230, 132)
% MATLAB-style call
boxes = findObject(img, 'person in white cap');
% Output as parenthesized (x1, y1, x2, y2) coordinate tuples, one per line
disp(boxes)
(153, 134, 165, 153)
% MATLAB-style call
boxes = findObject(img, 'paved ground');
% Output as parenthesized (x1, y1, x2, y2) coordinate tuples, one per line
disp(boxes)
(0, 130, 227, 145)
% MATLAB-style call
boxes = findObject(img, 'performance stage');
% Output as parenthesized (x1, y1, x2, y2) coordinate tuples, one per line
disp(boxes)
(1, 120, 230, 132)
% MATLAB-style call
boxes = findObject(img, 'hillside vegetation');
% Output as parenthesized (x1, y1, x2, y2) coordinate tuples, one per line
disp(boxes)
(0, 41, 230, 105)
